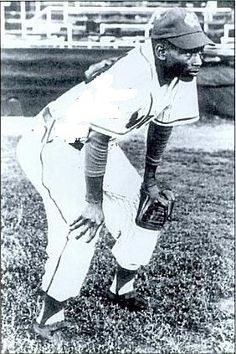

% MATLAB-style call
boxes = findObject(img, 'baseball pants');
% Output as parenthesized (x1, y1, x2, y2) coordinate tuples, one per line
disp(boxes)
(17, 117, 161, 302)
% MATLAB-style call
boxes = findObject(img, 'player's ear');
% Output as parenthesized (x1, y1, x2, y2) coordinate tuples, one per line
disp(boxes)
(154, 43, 167, 61)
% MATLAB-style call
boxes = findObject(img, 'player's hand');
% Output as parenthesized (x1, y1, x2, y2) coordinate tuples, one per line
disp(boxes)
(136, 181, 175, 231)
(69, 203, 104, 243)
(142, 181, 167, 205)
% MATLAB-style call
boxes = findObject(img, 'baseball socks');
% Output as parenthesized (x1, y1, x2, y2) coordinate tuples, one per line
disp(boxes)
(109, 264, 136, 295)
(108, 264, 148, 310)
(36, 294, 65, 326)
(32, 294, 66, 341)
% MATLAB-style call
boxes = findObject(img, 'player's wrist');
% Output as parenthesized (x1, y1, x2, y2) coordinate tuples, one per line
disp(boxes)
(85, 175, 104, 206)
(143, 160, 157, 185)
(142, 176, 157, 189)
(85, 192, 103, 205)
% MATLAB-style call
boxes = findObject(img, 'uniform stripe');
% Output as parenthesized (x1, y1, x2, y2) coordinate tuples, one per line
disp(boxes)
(45, 236, 70, 294)
(153, 115, 199, 126)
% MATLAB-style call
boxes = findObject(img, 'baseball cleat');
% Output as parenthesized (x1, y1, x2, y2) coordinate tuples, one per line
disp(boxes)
(32, 321, 67, 342)
(107, 290, 148, 311)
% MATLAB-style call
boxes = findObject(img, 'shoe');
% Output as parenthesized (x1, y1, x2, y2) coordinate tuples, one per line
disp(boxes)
(32, 321, 67, 342)
(107, 290, 148, 311)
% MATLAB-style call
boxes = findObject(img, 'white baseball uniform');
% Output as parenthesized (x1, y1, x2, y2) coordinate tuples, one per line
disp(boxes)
(17, 39, 199, 302)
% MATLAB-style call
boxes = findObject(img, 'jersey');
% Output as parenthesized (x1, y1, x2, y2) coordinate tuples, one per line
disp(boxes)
(42, 39, 199, 143)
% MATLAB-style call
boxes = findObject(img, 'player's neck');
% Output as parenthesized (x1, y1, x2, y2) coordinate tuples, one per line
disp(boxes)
(155, 60, 175, 87)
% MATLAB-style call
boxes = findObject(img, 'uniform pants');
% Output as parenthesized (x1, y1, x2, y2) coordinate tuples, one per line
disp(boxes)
(17, 119, 161, 302)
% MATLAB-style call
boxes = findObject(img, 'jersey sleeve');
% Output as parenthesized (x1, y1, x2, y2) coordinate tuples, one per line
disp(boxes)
(61, 52, 154, 138)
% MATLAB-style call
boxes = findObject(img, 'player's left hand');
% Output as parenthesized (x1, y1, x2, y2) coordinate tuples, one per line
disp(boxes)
(143, 182, 168, 205)
(69, 203, 104, 243)
(135, 181, 175, 231)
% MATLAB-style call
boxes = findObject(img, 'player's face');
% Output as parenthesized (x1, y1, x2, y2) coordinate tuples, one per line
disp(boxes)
(164, 44, 204, 80)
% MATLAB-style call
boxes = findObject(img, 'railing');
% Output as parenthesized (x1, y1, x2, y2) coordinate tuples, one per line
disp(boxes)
(99, 5, 233, 36)
(1, 1, 234, 50)
(220, 24, 234, 44)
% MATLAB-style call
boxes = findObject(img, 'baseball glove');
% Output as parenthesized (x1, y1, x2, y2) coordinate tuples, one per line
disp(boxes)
(135, 184, 175, 231)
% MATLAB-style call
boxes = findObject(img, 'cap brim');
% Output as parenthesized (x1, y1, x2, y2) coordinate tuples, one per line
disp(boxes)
(167, 32, 215, 49)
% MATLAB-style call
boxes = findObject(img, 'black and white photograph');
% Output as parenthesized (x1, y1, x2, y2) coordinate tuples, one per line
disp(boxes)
(1, 1, 234, 353)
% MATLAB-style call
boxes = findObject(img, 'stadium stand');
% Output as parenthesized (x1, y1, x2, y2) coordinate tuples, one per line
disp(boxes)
(1, 1, 234, 48)
(1, 1, 234, 118)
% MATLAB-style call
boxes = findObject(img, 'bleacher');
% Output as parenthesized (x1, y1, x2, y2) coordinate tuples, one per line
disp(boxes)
(1, 1, 234, 52)
(1, 1, 234, 118)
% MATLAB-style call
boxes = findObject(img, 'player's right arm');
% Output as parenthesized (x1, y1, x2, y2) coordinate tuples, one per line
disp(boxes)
(70, 129, 110, 242)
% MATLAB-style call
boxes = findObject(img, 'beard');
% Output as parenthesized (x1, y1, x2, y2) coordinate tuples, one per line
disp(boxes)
(179, 74, 195, 82)
(165, 62, 197, 81)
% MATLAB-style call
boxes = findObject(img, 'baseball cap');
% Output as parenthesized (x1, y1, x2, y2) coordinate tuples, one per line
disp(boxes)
(151, 8, 215, 49)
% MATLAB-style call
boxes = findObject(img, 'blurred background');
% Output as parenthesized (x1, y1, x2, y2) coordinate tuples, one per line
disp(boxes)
(1, 0, 234, 118)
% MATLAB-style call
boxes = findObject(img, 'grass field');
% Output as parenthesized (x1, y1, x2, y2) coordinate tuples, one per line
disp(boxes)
(1, 128, 234, 354)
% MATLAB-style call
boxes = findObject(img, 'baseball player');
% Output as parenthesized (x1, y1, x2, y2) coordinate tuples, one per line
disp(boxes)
(17, 8, 214, 340)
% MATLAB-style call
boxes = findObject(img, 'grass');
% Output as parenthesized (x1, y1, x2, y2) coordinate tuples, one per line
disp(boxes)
(1, 133, 234, 354)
